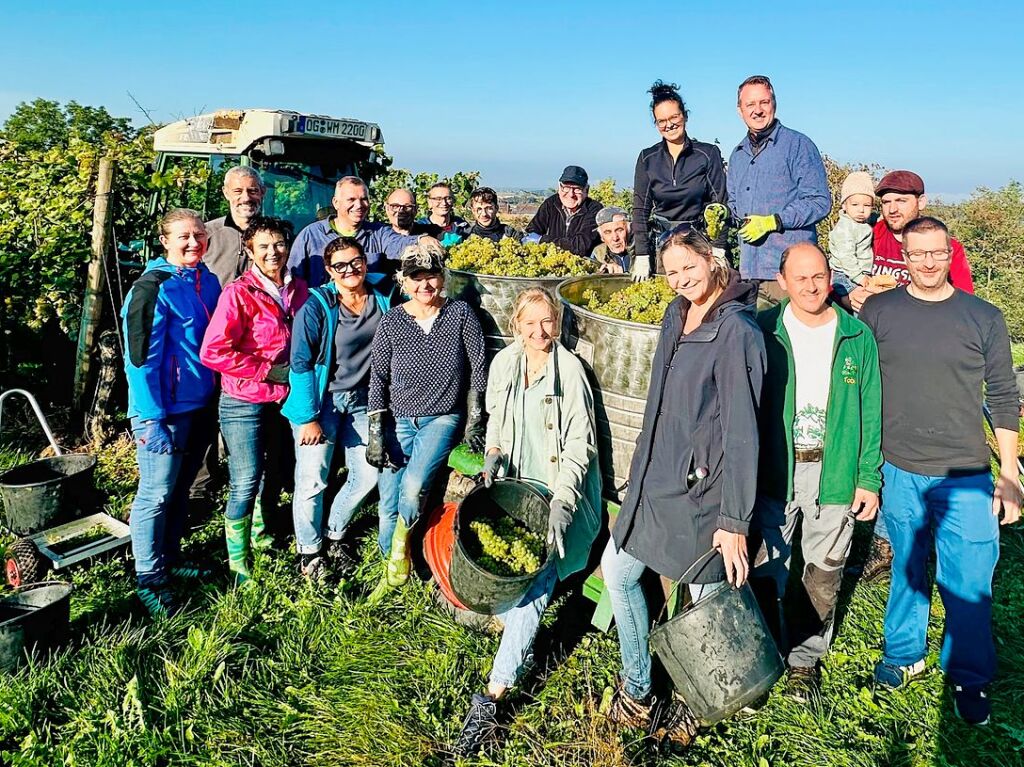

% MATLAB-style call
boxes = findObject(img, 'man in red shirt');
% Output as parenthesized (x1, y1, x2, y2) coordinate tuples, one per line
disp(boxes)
(849, 171, 973, 312)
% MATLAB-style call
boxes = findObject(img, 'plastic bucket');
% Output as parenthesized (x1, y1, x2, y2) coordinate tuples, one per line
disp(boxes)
(0, 581, 74, 672)
(650, 572, 784, 725)
(0, 454, 97, 535)
(449, 479, 552, 615)
(422, 502, 468, 610)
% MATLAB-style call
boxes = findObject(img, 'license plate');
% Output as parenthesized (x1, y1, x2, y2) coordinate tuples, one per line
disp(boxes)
(297, 116, 368, 140)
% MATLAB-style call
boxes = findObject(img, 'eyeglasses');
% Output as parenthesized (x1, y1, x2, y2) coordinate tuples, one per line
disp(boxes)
(903, 249, 951, 263)
(655, 113, 685, 129)
(558, 184, 585, 196)
(387, 203, 416, 212)
(428, 196, 453, 204)
(328, 256, 366, 274)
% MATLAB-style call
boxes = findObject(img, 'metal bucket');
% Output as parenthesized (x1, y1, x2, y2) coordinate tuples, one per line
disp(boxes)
(449, 479, 552, 615)
(649, 553, 784, 726)
(556, 275, 662, 502)
(446, 269, 566, 357)
(0, 581, 74, 672)
(0, 454, 97, 535)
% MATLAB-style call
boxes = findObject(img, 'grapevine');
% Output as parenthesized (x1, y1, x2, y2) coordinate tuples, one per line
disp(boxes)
(579, 278, 676, 325)
(448, 235, 597, 278)
(469, 517, 546, 576)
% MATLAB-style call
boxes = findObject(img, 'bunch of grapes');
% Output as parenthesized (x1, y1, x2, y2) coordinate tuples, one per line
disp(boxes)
(703, 203, 728, 241)
(580, 278, 676, 325)
(448, 235, 596, 278)
(469, 517, 546, 576)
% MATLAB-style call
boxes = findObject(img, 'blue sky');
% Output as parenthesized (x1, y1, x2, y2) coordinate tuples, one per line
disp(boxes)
(2, 0, 1020, 199)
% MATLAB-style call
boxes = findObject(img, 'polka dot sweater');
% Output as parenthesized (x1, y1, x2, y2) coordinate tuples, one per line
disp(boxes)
(369, 299, 487, 417)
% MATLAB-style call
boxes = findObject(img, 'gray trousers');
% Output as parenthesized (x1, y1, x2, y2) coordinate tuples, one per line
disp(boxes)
(751, 461, 855, 668)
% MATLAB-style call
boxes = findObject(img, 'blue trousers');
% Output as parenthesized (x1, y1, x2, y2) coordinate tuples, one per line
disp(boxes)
(881, 462, 999, 686)
(219, 394, 286, 522)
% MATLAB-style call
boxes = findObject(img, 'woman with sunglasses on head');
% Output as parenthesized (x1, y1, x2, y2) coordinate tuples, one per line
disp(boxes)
(283, 237, 400, 580)
(631, 81, 729, 280)
(201, 216, 309, 585)
(601, 230, 765, 748)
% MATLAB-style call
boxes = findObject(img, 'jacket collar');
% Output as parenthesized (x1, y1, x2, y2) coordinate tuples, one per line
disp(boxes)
(769, 297, 862, 340)
(737, 120, 784, 154)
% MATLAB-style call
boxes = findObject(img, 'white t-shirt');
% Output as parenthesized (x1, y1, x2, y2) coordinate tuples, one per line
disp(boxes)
(783, 305, 837, 450)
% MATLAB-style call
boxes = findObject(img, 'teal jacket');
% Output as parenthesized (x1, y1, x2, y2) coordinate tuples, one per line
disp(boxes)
(282, 275, 397, 425)
(756, 300, 882, 504)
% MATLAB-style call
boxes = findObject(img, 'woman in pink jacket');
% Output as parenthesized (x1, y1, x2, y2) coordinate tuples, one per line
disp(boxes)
(201, 216, 309, 584)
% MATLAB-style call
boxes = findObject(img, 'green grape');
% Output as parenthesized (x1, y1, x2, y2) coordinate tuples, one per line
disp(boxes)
(448, 235, 597, 278)
(579, 278, 676, 325)
(470, 516, 548, 576)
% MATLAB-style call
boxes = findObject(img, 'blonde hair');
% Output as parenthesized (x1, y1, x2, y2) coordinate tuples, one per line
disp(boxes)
(396, 240, 447, 293)
(658, 229, 730, 291)
(158, 208, 204, 238)
(509, 287, 561, 340)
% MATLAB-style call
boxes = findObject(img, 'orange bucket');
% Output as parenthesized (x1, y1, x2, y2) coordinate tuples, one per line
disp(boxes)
(422, 501, 467, 610)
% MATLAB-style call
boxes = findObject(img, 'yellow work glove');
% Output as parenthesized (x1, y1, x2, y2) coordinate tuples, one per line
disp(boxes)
(703, 203, 728, 241)
(738, 214, 781, 243)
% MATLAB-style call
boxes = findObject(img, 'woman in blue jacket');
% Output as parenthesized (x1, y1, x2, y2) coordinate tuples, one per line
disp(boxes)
(282, 237, 398, 580)
(121, 208, 221, 617)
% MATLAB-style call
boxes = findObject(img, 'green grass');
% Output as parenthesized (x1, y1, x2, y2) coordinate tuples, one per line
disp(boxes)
(1, 441, 1023, 766)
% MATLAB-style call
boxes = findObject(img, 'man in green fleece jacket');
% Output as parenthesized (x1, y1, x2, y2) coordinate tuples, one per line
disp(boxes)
(751, 242, 883, 701)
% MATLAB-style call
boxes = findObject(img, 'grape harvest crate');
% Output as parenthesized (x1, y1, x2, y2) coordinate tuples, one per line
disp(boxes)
(28, 512, 131, 571)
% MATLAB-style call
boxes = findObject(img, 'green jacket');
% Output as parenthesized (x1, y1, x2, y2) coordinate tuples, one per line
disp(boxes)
(756, 299, 882, 504)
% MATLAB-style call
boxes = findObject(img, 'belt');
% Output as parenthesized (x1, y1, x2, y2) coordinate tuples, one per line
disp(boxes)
(794, 447, 823, 463)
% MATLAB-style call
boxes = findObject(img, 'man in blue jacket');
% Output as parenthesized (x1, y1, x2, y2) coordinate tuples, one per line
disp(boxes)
(727, 76, 830, 301)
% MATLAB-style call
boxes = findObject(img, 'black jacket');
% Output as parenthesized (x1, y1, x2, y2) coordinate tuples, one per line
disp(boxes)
(526, 195, 602, 257)
(611, 273, 765, 583)
(632, 137, 728, 257)
(467, 220, 524, 243)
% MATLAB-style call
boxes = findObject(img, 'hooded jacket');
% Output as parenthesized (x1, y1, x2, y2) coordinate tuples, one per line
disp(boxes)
(200, 268, 310, 404)
(484, 340, 603, 581)
(611, 272, 766, 583)
(121, 257, 221, 421)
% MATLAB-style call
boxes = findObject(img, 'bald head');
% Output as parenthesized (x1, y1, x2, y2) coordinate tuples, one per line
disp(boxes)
(385, 187, 417, 232)
(779, 242, 829, 276)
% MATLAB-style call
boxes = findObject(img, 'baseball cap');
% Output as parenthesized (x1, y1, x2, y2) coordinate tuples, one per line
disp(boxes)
(875, 170, 925, 197)
(397, 240, 445, 280)
(595, 206, 629, 229)
(558, 165, 588, 187)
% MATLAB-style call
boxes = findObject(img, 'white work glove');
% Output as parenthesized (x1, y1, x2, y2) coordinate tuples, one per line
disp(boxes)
(712, 246, 727, 263)
(631, 255, 651, 282)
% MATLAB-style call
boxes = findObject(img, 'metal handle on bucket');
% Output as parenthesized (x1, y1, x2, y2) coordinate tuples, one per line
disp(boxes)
(0, 390, 63, 455)
(656, 547, 722, 622)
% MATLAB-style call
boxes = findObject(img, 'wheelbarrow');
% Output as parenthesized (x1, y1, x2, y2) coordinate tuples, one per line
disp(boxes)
(0, 389, 126, 586)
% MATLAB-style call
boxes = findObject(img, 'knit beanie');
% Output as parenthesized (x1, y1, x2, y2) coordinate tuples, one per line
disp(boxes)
(840, 171, 876, 204)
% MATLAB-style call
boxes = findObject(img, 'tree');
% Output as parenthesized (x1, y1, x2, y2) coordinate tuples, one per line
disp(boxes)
(588, 178, 632, 212)
(1, 98, 135, 151)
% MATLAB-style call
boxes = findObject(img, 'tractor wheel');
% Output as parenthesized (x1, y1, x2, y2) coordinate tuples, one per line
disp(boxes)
(5, 538, 47, 587)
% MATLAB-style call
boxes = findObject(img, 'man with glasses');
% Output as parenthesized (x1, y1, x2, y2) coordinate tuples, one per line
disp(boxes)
(727, 75, 830, 301)
(289, 176, 440, 287)
(418, 182, 469, 246)
(849, 171, 975, 582)
(859, 216, 1019, 726)
(384, 188, 440, 237)
(525, 165, 602, 257)
(465, 186, 522, 242)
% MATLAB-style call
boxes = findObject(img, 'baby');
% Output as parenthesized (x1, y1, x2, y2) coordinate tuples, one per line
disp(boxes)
(827, 171, 875, 291)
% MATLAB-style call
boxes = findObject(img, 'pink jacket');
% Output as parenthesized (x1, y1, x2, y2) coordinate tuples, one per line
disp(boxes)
(201, 269, 310, 403)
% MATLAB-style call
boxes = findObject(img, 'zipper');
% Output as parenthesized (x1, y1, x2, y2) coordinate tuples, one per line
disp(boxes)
(170, 355, 179, 402)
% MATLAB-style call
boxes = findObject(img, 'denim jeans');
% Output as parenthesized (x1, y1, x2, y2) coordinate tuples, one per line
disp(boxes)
(601, 540, 724, 699)
(377, 413, 463, 555)
(489, 563, 558, 689)
(881, 462, 999, 687)
(129, 410, 212, 587)
(291, 388, 379, 555)
(219, 394, 286, 522)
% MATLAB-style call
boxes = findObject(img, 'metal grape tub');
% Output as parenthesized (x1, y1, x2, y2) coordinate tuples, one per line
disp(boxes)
(557, 275, 662, 503)
(445, 270, 566, 358)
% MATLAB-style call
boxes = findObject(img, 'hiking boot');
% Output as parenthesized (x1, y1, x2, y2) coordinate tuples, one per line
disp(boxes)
(874, 659, 926, 690)
(861, 535, 893, 583)
(605, 682, 657, 730)
(299, 553, 328, 582)
(952, 684, 991, 726)
(650, 693, 699, 750)
(225, 515, 253, 586)
(452, 693, 499, 757)
(137, 584, 180, 618)
(326, 538, 358, 579)
(784, 665, 821, 703)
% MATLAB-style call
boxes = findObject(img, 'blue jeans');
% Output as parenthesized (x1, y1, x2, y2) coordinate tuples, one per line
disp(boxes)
(881, 462, 999, 686)
(601, 540, 724, 699)
(291, 389, 379, 555)
(219, 394, 286, 522)
(129, 411, 211, 587)
(489, 563, 558, 689)
(377, 413, 463, 555)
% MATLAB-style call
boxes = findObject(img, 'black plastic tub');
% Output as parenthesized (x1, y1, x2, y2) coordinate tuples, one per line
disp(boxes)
(0, 454, 97, 535)
(0, 581, 73, 672)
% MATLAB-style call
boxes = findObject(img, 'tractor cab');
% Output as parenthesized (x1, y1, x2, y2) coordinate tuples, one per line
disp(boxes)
(143, 108, 386, 257)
